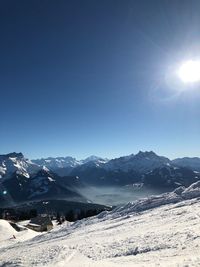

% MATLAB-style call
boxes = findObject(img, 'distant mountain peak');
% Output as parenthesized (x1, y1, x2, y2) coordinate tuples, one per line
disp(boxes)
(2, 152, 24, 159)
(83, 155, 103, 163)
(136, 151, 157, 158)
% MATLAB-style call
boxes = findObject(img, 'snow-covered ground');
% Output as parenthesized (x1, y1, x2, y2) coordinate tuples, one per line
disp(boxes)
(0, 219, 40, 250)
(2, 182, 200, 266)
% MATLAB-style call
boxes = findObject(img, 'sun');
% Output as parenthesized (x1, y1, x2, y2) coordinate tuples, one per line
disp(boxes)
(178, 60, 200, 83)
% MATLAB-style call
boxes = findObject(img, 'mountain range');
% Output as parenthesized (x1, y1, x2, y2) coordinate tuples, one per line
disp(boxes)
(32, 151, 200, 175)
(1, 151, 200, 207)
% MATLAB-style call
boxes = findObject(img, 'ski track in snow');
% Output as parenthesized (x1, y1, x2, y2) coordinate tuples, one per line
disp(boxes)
(2, 197, 200, 266)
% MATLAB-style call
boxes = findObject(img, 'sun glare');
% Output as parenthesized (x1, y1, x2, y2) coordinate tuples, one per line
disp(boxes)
(178, 60, 200, 83)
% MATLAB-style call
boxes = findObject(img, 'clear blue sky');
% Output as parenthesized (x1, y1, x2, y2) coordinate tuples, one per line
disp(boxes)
(1, 0, 200, 159)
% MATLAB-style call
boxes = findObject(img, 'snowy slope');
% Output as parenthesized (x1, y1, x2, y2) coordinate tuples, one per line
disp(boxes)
(0, 219, 17, 242)
(0, 219, 40, 249)
(2, 182, 200, 266)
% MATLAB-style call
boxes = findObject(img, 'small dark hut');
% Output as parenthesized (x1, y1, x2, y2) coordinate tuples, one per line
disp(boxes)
(27, 215, 53, 232)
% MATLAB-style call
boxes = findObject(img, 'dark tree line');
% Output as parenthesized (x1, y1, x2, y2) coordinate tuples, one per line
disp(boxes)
(0, 208, 38, 221)
(65, 208, 105, 222)
(55, 208, 105, 224)
(1, 207, 107, 223)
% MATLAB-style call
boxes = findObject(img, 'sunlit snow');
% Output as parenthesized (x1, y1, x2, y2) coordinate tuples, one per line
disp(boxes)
(1, 182, 200, 266)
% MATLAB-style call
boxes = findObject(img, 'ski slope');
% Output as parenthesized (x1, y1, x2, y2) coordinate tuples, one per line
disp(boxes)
(0, 219, 40, 251)
(1, 183, 200, 266)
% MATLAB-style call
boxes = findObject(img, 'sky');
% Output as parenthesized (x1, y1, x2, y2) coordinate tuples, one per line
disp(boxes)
(1, 0, 200, 160)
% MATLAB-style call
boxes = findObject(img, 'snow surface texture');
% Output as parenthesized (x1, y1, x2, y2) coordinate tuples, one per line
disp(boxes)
(0, 220, 40, 249)
(2, 182, 200, 266)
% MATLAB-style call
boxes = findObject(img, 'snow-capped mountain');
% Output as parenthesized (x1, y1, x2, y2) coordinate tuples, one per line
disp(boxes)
(104, 151, 171, 173)
(81, 155, 109, 164)
(68, 151, 172, 185)
(2, 181, 200, 266)
(1, 151, 200, 201)
(0, 152, 40, 179)
(172, 157, 200, 171)
(32, 151, 172, 184)
(0, 167, 87, 206)
(32, 155, 108, 176)
(32, 151, 184, 178)
(32, 156, 80, 170)
(68, 157, 108, 182)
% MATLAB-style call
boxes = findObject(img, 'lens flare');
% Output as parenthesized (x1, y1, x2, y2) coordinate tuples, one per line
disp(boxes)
(178, 60, 200, 83)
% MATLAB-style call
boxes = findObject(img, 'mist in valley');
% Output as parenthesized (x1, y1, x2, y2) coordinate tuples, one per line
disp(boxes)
(78, 185, 168, 206)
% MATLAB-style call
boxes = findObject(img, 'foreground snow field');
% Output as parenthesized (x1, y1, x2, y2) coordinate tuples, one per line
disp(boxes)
(2, 183, 200, 266)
